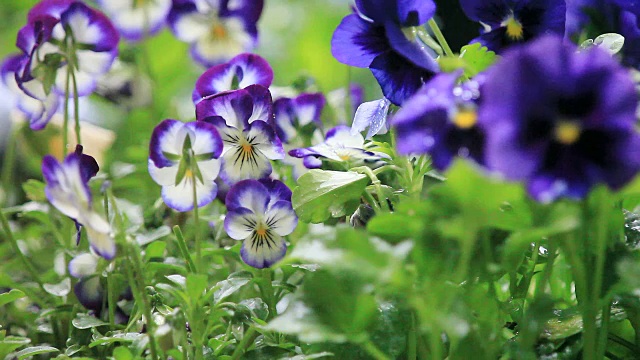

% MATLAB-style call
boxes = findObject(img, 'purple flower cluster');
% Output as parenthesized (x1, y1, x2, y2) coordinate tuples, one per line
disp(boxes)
(5, 0, 119, 130)
(148, 53, 297, 269)
(392, 35, 640, 202)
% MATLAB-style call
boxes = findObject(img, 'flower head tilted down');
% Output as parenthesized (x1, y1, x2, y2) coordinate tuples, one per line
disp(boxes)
(224, 179, 297, 269)
(459, 0, 566, 53)
(12, 0, 119, 129)
(289, 125, 388, 169)
(42, 145, 114, 259)
(274, 92, 326, 144)
(168, 0, 264, 67)
(480, 35, 640, 202)
(331, 0, 440, 105)
(148, 119, 224, 211)
(393, 71, 485, 171)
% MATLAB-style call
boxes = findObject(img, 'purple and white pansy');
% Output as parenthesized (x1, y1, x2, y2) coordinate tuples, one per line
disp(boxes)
(148, 119, 224, 211)
(196, 85, 285, 183)
(17, 1, 120, 98)
(193, 53, 273, 103)
(96, 0, 172, 42)
(274, 92, 326, 143)
(168, 0, 264, 67)
(289, 125, 388, 169)
(224, 179, 297, 269)
(42, 146, 115, 260)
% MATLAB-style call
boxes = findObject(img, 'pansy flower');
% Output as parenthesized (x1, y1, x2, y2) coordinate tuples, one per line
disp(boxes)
(1, 53, 59, 130)
(273, 92, 326, 143)
(459, 0, 566, 53)
(168, 0, 264, 67)
(42, 146, 115, 259)
(289, 125, 388, 169)
(331, 0, 439, 105)
(17, 1, 119, 98)
(393, 72, 485, 170)
(148, 119, 224, 211)
(193, 53, 273, 103)
(224, 179, 297, 269)
(196, 85, 284, 183)
(96, 0, 172, 42)
(480, 35, 640, 202)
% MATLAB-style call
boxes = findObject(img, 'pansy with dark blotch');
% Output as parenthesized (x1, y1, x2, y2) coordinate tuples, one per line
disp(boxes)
(393, 71, 485, 171)
(1, 53, 59, 130)
(224, 179, 297, 269)
(193, 53, 273, 103)
(96, 0, 172, 42)
(289, 125, 388, 169)
(459, 0, 566, 53)
(42, 145, 115, 259)
(480, 35, 640, 203)
(331, 0, 439, 106)
(196, 85, 284, 183)
(17, 0, 120, 98)
(168, 0, 264, 67)
(148, 119, 224, 211)
(274, 92, 325, 143)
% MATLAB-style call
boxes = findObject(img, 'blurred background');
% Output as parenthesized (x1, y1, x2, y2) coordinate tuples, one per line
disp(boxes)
(0, 0, 477, 206)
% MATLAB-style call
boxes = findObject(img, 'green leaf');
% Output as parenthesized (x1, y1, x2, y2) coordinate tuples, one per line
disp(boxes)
(214, 271, 252, 303)
(22, 179, 46, 202)
(72, 314, 109, 329)
(459, 43, 497, 78)
(292, 170, 369, 223)
(186, 273, 208, 302)
(0, 289, 25, 307)
(43, 278, 71, 297)
(136, 226, 171, 246)
(113, 346, 134, 360)
(265, 300, 347, 343)
(13, 345, 59, 359)
(144, 241, 167, 261)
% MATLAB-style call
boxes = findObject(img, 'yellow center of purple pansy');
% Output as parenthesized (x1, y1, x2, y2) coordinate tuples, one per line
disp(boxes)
(504, 16, 524, 40)
(453, 109, 478, 129)
(554, 121, 581, 144)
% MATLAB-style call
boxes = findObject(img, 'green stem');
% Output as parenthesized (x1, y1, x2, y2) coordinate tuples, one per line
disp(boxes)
(351, 166, 390, 212)
(261, 269, 276, 320)
(427, 19, 455, 57)
(70, 68, 82, 146)
(0, 209, 52, 303)
(408, 314, 417, 360)
(1, 127, 17, 203)
(597, 300, 612, 359)
(172, 225, 197, 273)
(363, 190, 381, 213)
(107, 270, 117, 330)
(361, 339, 391, 360)
(230, 326, 257, 360)
(191, 167, 202, 272)
(63, 59, 71, 155)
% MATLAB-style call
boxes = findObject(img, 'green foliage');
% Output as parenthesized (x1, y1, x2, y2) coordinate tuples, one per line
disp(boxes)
(438, 43, 497, 78)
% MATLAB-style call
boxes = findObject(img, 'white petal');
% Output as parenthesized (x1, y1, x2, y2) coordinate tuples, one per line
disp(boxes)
(76, 50, 114, 75)
(224, 208, 257, 240)
(240, 232, 286, 269)
(148, 159, 179, 186)
(173, 12, 210, 42)
(265, 201, 298, 236)
(161, 175, 217, 211)
(68, 253, 98, 278)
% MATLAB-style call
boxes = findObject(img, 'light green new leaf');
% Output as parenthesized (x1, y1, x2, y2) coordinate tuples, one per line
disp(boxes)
(459, 43, 497, 78)
(292, 170, 369, 223)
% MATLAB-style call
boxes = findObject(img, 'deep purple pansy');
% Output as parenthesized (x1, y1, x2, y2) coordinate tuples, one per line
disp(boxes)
(274, 92, 326, 143)
(196, 85, 284, 183)
(148, 119, 224, 212)
(168, 0, 264, 67)
(480, 35, 640, 202)
(224, 179, 297, 269)
(331, 0, 440, 105)
(42, 146, 114, 259)
(193, 53, 273, 103)
(393, 72, 485, 170)
(289, 125, 388, 169)
(459, 0, 566, 53)
(96, 0, 172, 42)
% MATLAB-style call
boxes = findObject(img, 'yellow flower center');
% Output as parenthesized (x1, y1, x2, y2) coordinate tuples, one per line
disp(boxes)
(453, 109, 477, 129)
(505, 16, 524, 40)
(211, 23, 228, 39)
(242, 143, 253, 154)
(256, 226, 267, 237)
(185, 168, 193, 179)
(554, 121, 581, 145)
